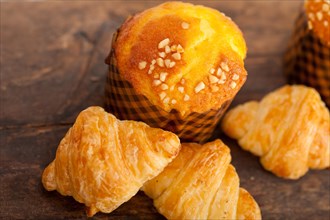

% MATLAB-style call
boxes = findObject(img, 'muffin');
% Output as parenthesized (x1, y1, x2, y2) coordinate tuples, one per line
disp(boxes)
(105, 1, 247, 142)
(284, 0, 330, 106)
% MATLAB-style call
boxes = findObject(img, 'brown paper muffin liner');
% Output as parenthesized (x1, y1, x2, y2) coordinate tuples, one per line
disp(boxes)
(284, 11, 330, 107)
(104, 31, 232, 143)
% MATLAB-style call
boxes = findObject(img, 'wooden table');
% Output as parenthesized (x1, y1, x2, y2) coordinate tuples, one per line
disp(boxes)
(1, 1, 329, 219)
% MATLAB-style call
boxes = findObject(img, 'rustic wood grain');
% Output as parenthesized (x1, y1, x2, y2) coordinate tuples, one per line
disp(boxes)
(1, 0, 329, 219)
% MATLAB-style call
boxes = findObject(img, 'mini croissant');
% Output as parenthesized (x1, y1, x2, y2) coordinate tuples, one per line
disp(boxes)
(42, 106, 181, 216)
(142, 139, 261, 220)
(221, 85, 330, 179)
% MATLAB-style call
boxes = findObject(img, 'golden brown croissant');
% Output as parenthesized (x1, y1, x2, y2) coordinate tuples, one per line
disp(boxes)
(221, 85, 330, 179)
(42, 106, 181, 216)
(142, 139, 261, 220)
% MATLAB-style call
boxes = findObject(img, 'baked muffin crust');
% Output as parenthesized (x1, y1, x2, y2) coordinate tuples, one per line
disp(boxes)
(115, 1, 247, 116)
(305, 0, 330, 45)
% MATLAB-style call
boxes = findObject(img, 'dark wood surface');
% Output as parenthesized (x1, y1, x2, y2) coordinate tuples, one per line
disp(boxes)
(1, 1, 329, 219)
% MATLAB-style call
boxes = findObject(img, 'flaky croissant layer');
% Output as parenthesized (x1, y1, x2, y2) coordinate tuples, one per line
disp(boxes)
(42, 106, 181, 216)
(221, 85, 330, 179)
(142, 139, 261, 219)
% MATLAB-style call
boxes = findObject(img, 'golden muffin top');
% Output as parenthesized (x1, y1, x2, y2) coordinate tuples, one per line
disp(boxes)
(305, 0, 330, 45)
(114, 1, 247, 116)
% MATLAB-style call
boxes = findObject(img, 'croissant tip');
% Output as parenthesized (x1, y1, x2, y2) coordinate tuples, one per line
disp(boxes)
(238, 188, 262, 220)
(86, 205, 98, 217)
(42, 161, 57, 191)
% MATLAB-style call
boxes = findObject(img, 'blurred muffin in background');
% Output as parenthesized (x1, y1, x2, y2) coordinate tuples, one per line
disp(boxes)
(284, 0, 330, 107)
